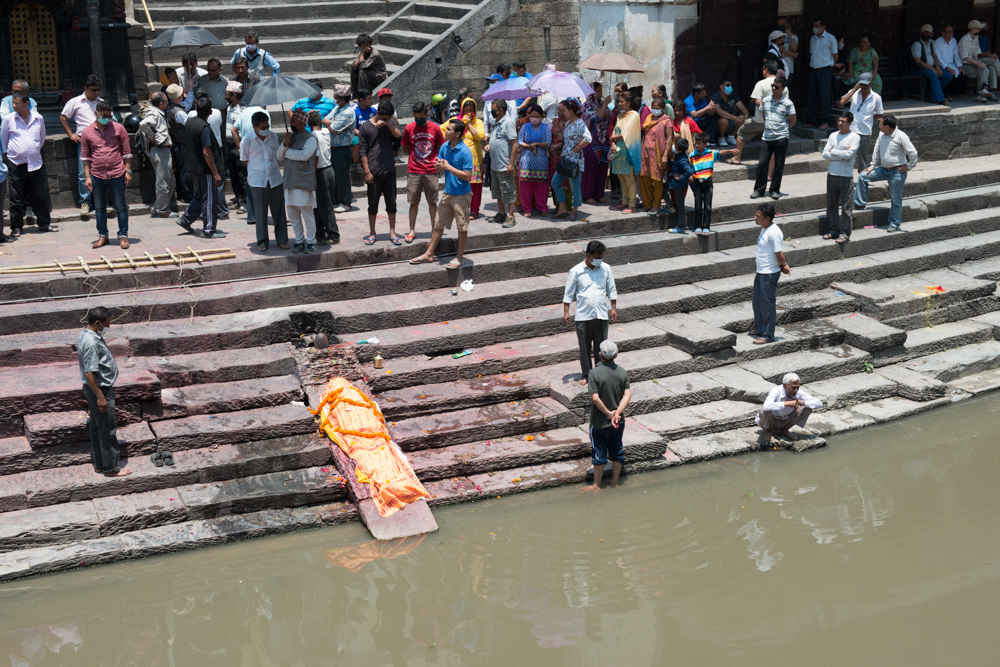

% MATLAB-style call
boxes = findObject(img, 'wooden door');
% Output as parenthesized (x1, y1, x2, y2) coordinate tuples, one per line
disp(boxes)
(9, 2, 59, 90)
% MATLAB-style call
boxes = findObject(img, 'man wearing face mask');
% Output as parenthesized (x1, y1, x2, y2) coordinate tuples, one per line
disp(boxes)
(709, 79, 749, 146)
(230, 30, 280, 78)
(241, 111, 287, 251)
(806, 17, 839, 130)
(139, 92, 176, 218)
(401, 101, 445, 243)
(277, 110, 319, 254)
(911, 24, 951, 105)
(78, 306, 131, 478)
(323, 85, 356, 212)
(80, 101, 132, 249)
(564, 240, 618, 387)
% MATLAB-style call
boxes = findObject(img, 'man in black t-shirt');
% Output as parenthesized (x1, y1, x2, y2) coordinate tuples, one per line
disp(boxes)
(585, 340, 632, 491)
(709, 79, 751, 146)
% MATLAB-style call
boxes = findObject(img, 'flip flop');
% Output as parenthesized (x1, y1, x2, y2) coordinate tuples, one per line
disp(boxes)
(445, 259, 462, 269)
(389, 236, 403, 246)
(404, 233, 415, 244)
(162, 451, 175, 466)
(151, 451, 164, 467)
(409, 255, 435, 264)
(822, 234, 833, 240)
(752, 337, 769, 345)
(256, 242, 268, 252)
(364, 235, 376, 245)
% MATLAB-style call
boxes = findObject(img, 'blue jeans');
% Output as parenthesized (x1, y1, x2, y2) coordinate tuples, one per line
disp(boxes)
(855, 166, 907, 228)
(551, 171, 582, 208)
(92, 175, 128, 238)
(77, 144, 93, 207)
(590, 421, 625, 465)
(913, 67, 953, 103)
(753, 271, 781, 341)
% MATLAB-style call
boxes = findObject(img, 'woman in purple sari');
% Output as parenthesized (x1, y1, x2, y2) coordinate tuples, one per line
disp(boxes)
(581, 84, 612, 204)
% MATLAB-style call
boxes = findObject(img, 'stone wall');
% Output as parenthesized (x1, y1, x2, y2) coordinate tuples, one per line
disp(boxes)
(898, 107, 1000, 161)
(402, 0, 582, 108)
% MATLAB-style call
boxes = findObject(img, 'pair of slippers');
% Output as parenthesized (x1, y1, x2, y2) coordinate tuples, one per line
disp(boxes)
(151, 450, 175, 467)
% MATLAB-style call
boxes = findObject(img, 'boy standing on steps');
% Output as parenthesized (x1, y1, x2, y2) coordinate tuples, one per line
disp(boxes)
(752, 203, 791, 345)
(563, 240, 618, 386)
(666, 137, 694, 233)
(585, 340, 631, 491)
(77, 306, 131, 478)
(688, 132, 737, 236)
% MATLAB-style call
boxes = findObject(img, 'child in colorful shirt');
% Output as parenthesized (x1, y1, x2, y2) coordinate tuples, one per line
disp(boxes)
(688, 132, 737, 235)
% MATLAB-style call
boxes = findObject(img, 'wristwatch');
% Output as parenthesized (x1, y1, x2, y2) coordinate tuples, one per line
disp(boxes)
(125, 169, 133, 174)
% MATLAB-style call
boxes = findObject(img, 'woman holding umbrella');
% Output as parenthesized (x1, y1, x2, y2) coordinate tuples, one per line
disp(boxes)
(444, 98, 485, 219)
(581, 83, 612, 204)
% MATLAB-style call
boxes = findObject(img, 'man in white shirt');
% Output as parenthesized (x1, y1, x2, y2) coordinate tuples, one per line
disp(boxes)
(240, 110, 288, 251)
(308, 111, 339, 246)
(959, 20, 999, 101)
(60, 74, 103, 218)
(278, 110, 319, 254)
(752, 203, 790, 345)
(806, 17, 839, 130)
(911, 24, 952, 104)
(775, 17, 799, 78)
(822, 111, 860, 244)
(177, 53, 207, 105)
(855, 115, 918, 233)
(933, 24, 964, 101)
(223, 82, 248, 215)
(1, 92, 52, 235)
(563, 240, 618, 385)
(756, 373, 824, 443)
(838, 72, 883, 171)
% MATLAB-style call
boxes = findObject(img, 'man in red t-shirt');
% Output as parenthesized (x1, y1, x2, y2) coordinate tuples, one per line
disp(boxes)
(400, 101, 445, 243)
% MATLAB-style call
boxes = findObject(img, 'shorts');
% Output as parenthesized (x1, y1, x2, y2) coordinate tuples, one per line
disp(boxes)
(737, 118, 765, 142)
(406, 172, 438, 204)
(490, 169, 516, 203)
(366, 172, 397, 215)
(435, 192, 471, 232)
(590, 421, 625, 466)
(351, 135, 359, 146)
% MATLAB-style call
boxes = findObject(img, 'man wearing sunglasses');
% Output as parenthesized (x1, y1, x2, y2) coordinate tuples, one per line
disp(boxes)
(60, 75, 103, 220)
(751, 76, 796, 201)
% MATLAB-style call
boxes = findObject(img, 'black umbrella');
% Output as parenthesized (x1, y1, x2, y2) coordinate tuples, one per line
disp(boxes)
(150, 24, 223, 50)
(240, 75, 322, 130)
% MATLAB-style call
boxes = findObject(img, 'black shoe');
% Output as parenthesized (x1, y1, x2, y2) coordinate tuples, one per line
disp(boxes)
(491, 213, 506, 223)
(175, 218, 193, 232)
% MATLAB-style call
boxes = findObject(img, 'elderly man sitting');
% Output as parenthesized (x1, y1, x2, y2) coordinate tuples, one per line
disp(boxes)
(756, 373, 823, 443)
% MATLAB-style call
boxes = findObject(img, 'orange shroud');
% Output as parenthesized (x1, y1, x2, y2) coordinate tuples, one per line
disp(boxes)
(310, 377, 429, 517)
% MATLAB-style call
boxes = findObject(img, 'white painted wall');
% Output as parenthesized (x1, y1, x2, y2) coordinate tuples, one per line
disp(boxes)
(578, 0, 698, 98)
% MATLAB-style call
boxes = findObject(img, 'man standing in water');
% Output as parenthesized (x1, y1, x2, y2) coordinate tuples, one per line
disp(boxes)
(586, 340, 631, 491)
(78, 306, 131, 477)
(756, 373, 823, 443)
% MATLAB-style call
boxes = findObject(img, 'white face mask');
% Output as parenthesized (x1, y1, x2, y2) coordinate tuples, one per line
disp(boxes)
(813, 27, 822, 35)
(651, 108, 664, 116)
(246, 44, 258, 54)
(530, 117, 541, 126)
(591, 258, 603, 268)
(257, 128, 269, 138)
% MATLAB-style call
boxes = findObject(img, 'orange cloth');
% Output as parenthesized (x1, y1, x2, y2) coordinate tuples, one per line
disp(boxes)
(311, 378, 429, 517)
(323, 534, 427, 572)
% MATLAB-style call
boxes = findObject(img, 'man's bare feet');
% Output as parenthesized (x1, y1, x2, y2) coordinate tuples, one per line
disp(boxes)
(104, 468, 132, 477)
(583, 483, 602, 492)
(577, 378, 588, 386)
(608, 480, 619, 488)
(763, 430, 774, 444)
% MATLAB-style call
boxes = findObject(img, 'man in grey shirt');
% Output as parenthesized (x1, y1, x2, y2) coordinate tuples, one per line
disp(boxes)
(77, 306, 131, 477)
(585, 340, 631, 491)
(486, 99, 518, 228)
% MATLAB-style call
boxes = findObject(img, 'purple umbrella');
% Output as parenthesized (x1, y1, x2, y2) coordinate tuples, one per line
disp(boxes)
(526, 71, 595, 99)
(482, 76, 532, 101)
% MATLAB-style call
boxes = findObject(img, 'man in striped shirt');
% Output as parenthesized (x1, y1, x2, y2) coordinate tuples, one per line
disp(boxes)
(688, 133, 737, 235)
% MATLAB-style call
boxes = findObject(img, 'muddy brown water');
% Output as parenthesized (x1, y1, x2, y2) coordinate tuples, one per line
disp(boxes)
(2, 396, 999, 665)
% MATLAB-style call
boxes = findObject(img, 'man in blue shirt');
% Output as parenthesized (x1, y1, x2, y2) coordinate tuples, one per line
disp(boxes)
(230, 30, 280, 77)
(0, 80, 37, 122)
(510, 59, 535, 115)
(409, 120, 473, 269)
(291, 79, 335, 132)
(684, 83, 717, 136)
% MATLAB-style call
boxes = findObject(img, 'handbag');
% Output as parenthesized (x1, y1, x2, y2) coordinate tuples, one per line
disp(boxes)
(556, 153, 580, 178)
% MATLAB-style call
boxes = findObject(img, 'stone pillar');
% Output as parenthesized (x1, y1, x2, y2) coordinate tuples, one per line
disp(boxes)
(88, 0, 106, 84)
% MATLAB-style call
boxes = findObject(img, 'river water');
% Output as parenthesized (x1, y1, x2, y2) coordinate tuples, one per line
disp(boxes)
(2, 395, 999, 666)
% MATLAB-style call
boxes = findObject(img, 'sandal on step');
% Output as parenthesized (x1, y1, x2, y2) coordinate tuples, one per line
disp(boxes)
(445, 259, 463, 269)
(256, 241, 268, 252)
(409, 255, 435, 264)
(151, 451, 164, 467)
(363, 235, 376, 245)
(404, 233, 415, 244)
(822, 234, 833, 240)
(161, 451, 175, 466)
(389, 235, 403, 246)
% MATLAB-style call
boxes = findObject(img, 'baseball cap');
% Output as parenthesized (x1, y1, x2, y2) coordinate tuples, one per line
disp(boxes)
(226, 80, 243, 94)
(768, 30, 785, 42)
(599, 340, 619, 359)
(969, 19, 986, 30)
(165, 83, 183, 99)
(920, 24, 934, 33)
(377, 88, 392, 97)
(486, 73, 504, 82)
(858, 72, 873, 85)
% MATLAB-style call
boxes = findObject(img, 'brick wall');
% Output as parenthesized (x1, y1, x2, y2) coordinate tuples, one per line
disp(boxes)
(402, 0, 582, 108)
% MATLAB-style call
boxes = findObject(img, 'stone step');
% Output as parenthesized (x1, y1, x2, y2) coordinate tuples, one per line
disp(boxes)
(824, 312, 907, 352)
(875, 365, 948, 401)
(147, 403, 317, 453)
(551, 367, 728, 412)
(0, 422, 156, 476)
(738, 345, 873, 384)
(409, 418, 665, 483)
(633, 399, 761, 440)
(1, 433, 334, 513)
(882, 295, 1000, 331)
(832, 269, 997, 322)
(389, 397, 582, 451)
(872, 319, 994, 367)
(146, 343, 298, 388)
(0, 329, 129, 370)
(0, 464, 343, 553)
(806, 372, 899, 409)
(711, 151, 828, 183)
(899, 340, 1000, 382)
(379, 370, 553, 422)
(143, 375, 304, 421)
(23, 405, 143, 447)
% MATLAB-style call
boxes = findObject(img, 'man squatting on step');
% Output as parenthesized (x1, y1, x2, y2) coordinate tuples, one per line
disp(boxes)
(756, 373, 823, 444)
(78, 306, 132, 477)
(564, 240, 618, 386)
(586, 340, 631, 491)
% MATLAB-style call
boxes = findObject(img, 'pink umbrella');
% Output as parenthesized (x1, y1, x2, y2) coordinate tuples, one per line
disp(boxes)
(526, 71, 595, 99)
(481, 76, 532, 101)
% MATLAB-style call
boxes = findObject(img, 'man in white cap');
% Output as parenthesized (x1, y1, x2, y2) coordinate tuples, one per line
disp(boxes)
(585, 339, 631, 492)
(839, 71, 883, 171)
(911, 24, 952, 105)
(959, 20, 999, 101)
(756, 373, 823, 443)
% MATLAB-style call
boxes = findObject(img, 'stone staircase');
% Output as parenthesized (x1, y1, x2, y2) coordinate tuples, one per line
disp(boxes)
(137, 0, 509, 104)
(4, 148, 1000, 580)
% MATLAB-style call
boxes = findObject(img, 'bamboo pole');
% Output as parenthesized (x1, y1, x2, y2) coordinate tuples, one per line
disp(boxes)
(141, 0, 155, 31)
(0, 253, 236, 275)
(0, 248, 231, 272)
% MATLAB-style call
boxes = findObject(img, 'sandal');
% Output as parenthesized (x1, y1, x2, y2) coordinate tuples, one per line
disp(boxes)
(389, 235, 403, 246)
(409, 255, 435, 264)
(256, 241, 268, 252)
(621, 208, 634, 214)
(822, 234, 833, 240)
(162, 450, 175, 466)
(752, 337, 769, 345)
(277, 242, 290, 250)
(151, 451, 164, 467)
(445, 259, 463, 269)
(404, 233, 415, 244)
(836, 235, 848, 244)
(363, 235, 376, 245)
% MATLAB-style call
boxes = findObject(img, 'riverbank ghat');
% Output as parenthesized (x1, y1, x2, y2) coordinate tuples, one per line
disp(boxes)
(1, 104, 1000, 581)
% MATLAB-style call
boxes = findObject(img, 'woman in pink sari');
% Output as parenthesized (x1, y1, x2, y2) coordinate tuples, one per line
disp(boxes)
(639, 98, 673, 214)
